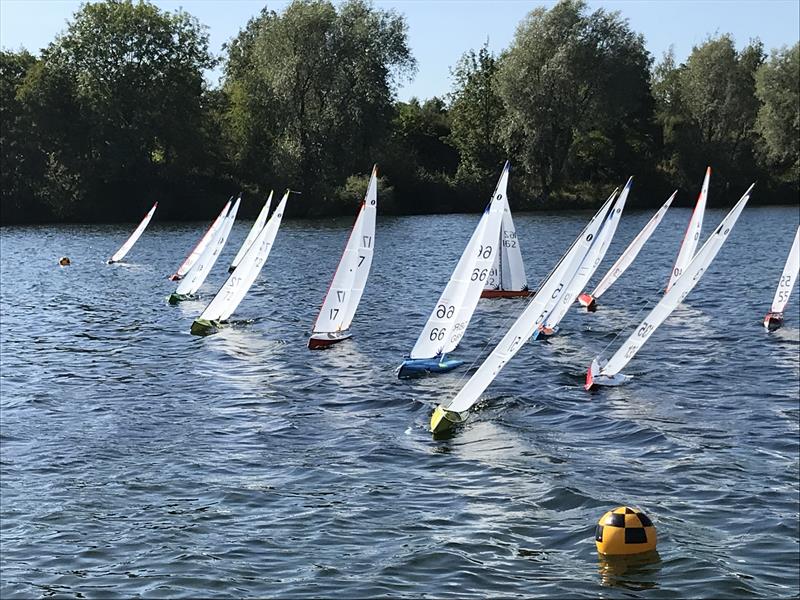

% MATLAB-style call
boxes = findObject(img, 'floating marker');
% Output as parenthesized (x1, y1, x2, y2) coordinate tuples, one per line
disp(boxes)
(595, 506, 657, 555)
(59, 257, 71, 266)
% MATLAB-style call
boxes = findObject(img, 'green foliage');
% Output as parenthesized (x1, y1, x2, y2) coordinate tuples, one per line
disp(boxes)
(1, 0, 797, 224)
(496, 0, 655, 203)
(448, 43, 506, 189)
(654, 35, 766, 200)
(13, 0, 217, 221)
(222, 0, 415, 213)
(755, 43, 799, 183)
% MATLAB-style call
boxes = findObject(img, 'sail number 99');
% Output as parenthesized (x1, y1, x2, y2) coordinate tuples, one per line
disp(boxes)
(477, 245, 492, 259)
(429, 327, 447, 341)
(471, 268, 489, 281)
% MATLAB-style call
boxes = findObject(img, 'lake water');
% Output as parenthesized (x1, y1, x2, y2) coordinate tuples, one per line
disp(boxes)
(1, 204, 798, 598)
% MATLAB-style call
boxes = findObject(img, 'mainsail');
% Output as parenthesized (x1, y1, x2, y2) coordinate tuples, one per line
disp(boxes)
(107, 202, 158, 263)
(587, 184, 754, 388)
(666, 166, 710, 292)
(229, 192, 273, 273)
(170, 199, 231, 280)
(309, 167, 378, 349)
(579, 191, 675, 309)
(191, 191, 288, 335)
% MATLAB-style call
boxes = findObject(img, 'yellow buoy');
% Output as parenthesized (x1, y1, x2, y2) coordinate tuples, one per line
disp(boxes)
(59, 256, 71, 266)
(595, 506, 656, 555)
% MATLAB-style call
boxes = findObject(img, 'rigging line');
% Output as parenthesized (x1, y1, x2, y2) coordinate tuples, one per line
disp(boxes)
(596, 288, 663, 357)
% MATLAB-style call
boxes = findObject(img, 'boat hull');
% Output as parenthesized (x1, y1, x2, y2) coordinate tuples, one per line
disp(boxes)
(308, 331, 352, 349)
(191, 318, 222, 336)
(578, 292, 597, 312)
(167, 292, 190, 305)
(534, 325, 559, 340)
(397, 357, 464, 379)
(430, 405, 469, 434)
(585, 358, 631, 390)
(481, 289, 534, 299)
(763, 312, 784, 332)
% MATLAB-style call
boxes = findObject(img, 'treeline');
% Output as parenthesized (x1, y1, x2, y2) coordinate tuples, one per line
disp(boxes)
(1, 0, 797, 224)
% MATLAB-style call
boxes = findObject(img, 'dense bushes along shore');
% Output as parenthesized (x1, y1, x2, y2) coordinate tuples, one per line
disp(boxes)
(1, 0, 797, 224)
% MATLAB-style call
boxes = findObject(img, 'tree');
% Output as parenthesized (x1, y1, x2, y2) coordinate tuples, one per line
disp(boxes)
(18, 0, 216, 221)
(0, 50, 46, 222)
(222, 0, 415, 213)
(654, 35, 765, 199)
(755, 43, 799, 185)
(448, 43, 506, 189)
(495, 0, 655, 204)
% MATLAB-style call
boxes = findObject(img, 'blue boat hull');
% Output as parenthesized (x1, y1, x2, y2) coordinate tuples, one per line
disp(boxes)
(397, 357, 464, 379)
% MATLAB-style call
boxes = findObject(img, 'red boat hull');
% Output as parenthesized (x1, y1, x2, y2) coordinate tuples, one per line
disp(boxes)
(308, 332, 352, 350)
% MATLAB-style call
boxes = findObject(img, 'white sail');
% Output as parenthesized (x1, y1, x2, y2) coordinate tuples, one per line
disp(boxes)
(196, 191, 288, 323)
(484, 196, 528, 292)
(229, 191, 273, 272)
(312, 167, 378, 334)
(589, 191, 676, 301)
(176, 197, 240, 296)
(542, 179, 632, 330)
(770, 226, 800, 314)
(438, 190, 617, 416)
(666, 166, 710, 292)
(535, 189, 618, 322)
(409, 163, 509, 359)
(108, 202, 157, 263)
(598, 184, 753, 378)
(172, 199, 231, 279)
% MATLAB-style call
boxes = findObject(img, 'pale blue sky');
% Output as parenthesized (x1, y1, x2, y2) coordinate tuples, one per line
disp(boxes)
(1, 0, 798, 101)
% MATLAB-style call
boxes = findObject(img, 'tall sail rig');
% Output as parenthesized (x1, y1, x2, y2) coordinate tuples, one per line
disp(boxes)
(538, 178, 631, 336)
(308, 167, 378, 349)
(481, 195, 530, 298)
(586, 184, 754, 389)
(666, 166, 710, 293)
(764, 226, 800, 331)
(107, 202, 157, 264)
(191, 191, 289, 336)
(169, 197, 240, 304)
(398, 162, 509, 378)
(169, 199, 231, 281)
(579, 191, 675, 310)
(428, 190, 617, 433)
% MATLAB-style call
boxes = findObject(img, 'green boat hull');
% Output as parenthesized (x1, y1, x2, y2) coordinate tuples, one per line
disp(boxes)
(190, 318, 222, 336)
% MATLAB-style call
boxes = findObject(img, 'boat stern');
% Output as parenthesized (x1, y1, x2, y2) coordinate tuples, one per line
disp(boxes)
(578, 293, 597, 312)
(763, 312, 784, 332)
(190, 318, 220, 336)
(430, 405, 468, 434)
(308, 331, 353, 350)
(167, 292, 189, 305)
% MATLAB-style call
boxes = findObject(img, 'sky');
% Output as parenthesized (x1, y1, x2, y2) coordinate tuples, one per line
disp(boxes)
(1, 0, 798, 101)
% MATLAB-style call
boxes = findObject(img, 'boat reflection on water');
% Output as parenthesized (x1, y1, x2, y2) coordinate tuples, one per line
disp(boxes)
(597, 550, 661, 589)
